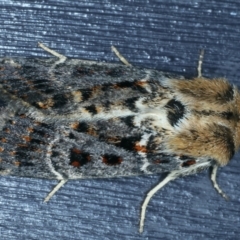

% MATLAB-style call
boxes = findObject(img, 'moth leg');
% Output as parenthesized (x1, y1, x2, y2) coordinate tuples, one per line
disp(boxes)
(38, 42, 67, 64)
(197, 49, 204, 78)
(44, 179, 68, 203)
(139, 172, 177, 233)
(111, 46, 132, 66)
(210, 165, 229, 200)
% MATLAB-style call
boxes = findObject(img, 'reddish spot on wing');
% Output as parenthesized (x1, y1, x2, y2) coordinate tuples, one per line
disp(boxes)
(102, 154, 123, 166)
(69, 148, 91, 168)
(181, 160, 196, 167)
(134, 144, 148, 153)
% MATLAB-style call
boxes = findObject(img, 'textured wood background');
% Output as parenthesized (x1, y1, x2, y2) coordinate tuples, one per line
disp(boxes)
(0, 1, 240, 239)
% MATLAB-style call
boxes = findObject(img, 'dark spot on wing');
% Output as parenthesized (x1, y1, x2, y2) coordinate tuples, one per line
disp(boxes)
(221, 111, 235, 120)
(114, 81, 135, 88)
(69, 148, 91, 168)
(72, 122, 88, 132)
(52, 151, 60, 157)
(105, 67, 124, 77)
(181, 160, 196, 167)
(33, 79, 55, 94)
(15, 149, 32, 161)
(29, 138, 43, 145)
(69, 132, 76, 139)
(31, 128, 48, 137)
(74, 66, 94, 76)
(81, 89, 93, 101)
(52, 94, 68, 108)
(85, 105, 98, 115)
(18, 161, 35, 167)
(71, 122, 97, 136)
(120, 116, 135, 127)
(102, 154, 123, 165)
(116, 135, 142, 151)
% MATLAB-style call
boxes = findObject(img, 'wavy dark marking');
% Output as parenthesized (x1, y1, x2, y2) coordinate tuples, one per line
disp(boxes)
(124, 97, 139, 112)
(165, 98, 185, 126)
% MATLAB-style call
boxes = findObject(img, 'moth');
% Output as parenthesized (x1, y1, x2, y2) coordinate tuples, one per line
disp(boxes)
(0, 43, 239, 233)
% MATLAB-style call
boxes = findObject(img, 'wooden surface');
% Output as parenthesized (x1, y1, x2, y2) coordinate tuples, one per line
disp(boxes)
(0, 1, 240, 239)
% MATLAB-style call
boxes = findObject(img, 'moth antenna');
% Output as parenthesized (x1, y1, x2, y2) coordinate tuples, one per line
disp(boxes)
(197, 49, 204, 78)
(38, 42, 67, 65)
(37, 42, 68, 81)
